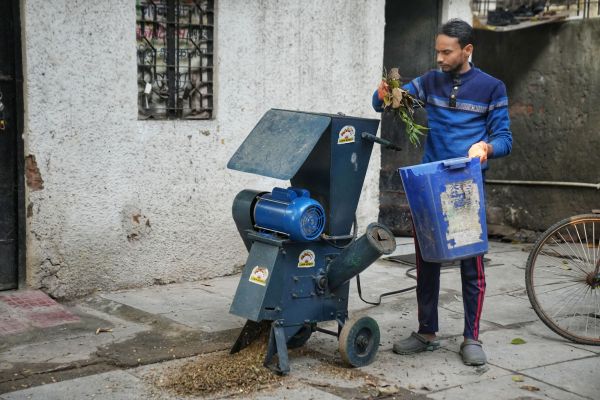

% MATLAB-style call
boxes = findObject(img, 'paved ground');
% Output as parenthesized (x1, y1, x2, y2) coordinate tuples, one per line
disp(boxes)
(1, 238, 598, 399)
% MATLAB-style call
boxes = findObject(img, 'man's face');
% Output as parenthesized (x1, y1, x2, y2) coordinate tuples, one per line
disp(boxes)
(435, 34, 473, 74)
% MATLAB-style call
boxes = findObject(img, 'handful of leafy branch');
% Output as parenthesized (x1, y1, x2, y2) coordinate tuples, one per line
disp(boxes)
(379, 68, 427, 146)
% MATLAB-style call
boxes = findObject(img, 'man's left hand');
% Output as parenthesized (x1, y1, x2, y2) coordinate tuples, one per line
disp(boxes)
(468, 141, 491, 163)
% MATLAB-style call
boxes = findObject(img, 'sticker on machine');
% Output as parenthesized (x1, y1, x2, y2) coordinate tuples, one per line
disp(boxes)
(249, 266, 269, 286)
(440, 179, 483, 248)
(337, 125, 356, 144)
(298, 249, 316, 268)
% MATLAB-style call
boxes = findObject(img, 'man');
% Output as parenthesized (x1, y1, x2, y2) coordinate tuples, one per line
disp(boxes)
(372, 19, 512, 366)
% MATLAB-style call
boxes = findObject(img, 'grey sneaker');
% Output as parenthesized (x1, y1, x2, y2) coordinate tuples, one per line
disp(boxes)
(392, 332, 440, 355)
(460, 339, 487, 366)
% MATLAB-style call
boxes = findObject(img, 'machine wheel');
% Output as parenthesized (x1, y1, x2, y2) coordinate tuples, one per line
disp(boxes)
(287, 325, 313, 349)
(339, 315, 380, 367)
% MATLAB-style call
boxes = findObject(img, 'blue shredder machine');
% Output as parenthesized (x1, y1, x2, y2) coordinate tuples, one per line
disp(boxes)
(227, 109, 399, 374)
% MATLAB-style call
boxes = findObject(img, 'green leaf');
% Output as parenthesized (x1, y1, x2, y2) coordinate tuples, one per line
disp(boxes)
(512, 375, 525, 382)
(521, 385, 540, 392)
(382, 84, 427, 147)
(511, 338, 527, 345)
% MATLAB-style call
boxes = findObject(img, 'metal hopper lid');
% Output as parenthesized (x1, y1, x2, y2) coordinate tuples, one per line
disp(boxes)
(227, 109, 331, 180)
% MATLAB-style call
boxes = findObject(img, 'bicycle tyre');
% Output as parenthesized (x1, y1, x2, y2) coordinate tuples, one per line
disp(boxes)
(526, 214, 600, 345)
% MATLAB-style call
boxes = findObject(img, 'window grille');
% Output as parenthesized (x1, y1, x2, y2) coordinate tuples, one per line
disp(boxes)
(472, 1, 599, 21)
(136, 0, 214, 120)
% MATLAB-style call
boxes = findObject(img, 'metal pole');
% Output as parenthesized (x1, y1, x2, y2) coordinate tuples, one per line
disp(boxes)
(485, 179, 600, 190)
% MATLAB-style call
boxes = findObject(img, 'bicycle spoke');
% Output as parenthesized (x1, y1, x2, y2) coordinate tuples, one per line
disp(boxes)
(536, 250, 585, 280)
(592, 222, 600, 275)
(538, 244, 583, 273)
(552, 284, 599, 339)
(586, 290, 598, 336)
(576, 221, 597, 267)
(535, 275, 581, 282)
(550, 283, 588, 321)
(584, 286, 594, 338)
(577, 286, 598, 338)
(565, 285, 591, 334)
(539, 245, 564, 258)
(572, 224, 591, 268)
(568, 225, 590, 268)
(568, 223, 594, 266)
(582, 223, 593, 269)
(586, 222, 598, 269)
(533, 281, 584, 295)
(553, 233, 591, 276)
(535, 261, 582, 280)
(538, 243, 585, 275)
(540, 281, 587, 320)
(549, 234, 588, 275)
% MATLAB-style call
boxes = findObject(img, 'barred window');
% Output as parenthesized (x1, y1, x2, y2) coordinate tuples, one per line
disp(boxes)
(136, 0, 214, 120)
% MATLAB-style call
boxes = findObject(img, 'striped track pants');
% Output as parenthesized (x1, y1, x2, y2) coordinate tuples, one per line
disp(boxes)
(414, 235, 486, 340)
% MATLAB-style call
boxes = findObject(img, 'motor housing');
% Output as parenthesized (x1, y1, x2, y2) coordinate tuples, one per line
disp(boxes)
(254, 187, 325, 242)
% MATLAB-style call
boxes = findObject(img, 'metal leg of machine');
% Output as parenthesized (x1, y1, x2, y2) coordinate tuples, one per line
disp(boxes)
(263, 321, 291, 375)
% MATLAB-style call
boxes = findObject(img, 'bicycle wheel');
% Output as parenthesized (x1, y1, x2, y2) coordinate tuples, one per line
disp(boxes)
(526, 214, 600, 345)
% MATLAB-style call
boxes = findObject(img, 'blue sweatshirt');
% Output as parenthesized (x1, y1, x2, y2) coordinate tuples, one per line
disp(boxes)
(372, 66, 512, 166)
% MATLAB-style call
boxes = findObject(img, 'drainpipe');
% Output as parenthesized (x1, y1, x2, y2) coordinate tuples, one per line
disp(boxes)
(485, 179, 600, 190)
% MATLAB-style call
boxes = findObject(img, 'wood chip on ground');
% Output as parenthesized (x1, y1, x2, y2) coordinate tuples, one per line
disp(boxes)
(157, 337, 283, 396)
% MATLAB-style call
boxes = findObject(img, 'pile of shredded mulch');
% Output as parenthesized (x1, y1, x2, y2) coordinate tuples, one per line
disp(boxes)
(156, 337, 285, 396)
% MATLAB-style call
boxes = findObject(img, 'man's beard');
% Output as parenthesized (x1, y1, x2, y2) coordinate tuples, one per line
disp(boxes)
(440, 61, 465, 74)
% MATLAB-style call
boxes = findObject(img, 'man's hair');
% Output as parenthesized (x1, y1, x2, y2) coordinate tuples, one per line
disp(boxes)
(439, 19, 473, 48)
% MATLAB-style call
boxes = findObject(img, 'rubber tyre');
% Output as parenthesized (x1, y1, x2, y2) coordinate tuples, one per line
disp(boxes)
(339, 315, 380, 367)
(525, 214, 600, 345)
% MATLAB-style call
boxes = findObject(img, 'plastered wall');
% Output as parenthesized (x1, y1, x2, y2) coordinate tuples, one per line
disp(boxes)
(22, 0, 386, 298)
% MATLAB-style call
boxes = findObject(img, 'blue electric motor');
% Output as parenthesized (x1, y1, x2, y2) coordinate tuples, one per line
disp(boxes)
(254, 187, 325, 242)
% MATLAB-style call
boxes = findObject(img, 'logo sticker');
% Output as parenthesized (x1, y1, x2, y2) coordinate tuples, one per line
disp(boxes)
(249, 266, 269, 286)
(298, 250, 316, 268)
(337, 125, 356, 144)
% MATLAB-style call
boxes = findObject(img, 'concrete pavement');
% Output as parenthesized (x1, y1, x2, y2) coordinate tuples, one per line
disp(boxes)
(1, 238, 598, 399)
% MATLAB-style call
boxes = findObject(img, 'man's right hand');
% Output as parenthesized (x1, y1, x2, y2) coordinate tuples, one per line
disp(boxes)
(468, 141, 491, 163)
(377, 80, 389, 101)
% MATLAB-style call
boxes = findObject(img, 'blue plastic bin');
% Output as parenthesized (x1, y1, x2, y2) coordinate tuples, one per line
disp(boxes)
(398, 157, 488, 263)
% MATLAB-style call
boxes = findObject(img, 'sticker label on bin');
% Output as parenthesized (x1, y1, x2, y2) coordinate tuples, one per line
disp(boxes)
(441, 179, 483, 248)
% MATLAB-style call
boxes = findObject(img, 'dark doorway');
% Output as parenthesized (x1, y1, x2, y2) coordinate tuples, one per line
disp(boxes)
(0, 0, 24, 290)
(379, 0, 441, 235)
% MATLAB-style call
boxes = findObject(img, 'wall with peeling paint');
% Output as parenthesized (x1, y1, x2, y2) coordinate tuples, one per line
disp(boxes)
(474, 19, 600, 231)
(21, 0, 386, 298)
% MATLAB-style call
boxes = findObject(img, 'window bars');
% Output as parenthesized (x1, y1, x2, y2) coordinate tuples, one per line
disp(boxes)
(136, 0, 214, 120)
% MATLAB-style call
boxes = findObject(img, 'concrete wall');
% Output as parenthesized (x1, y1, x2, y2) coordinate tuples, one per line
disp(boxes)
(21, 0, 386, 298)
(441, 0, 473, 24)
(473, 19, 600, 231)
